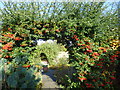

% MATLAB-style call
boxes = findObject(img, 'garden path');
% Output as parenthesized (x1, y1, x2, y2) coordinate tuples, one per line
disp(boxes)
(41, 69, 60, 89)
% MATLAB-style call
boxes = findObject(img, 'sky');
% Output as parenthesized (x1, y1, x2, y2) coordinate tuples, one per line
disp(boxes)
(0, 0, 119, 14)
(0, 0, 119, 8)
(0, 0, 119, 2)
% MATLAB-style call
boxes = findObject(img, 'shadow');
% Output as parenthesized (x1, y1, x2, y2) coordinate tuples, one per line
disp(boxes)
(89, 46, 120, 89)
(42, 69, 57, 82)
(51, 65, 76, 87)
(115, 46, 120, 89)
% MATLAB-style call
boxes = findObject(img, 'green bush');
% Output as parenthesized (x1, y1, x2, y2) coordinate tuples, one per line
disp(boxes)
(29, 41, 67, 66)
(54, 64, 75, 87)
(0, 56, 42, 89)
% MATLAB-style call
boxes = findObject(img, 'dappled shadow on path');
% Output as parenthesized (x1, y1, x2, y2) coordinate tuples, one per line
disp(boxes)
(42, 69, 57, 82)
(41, 69, 60, 89)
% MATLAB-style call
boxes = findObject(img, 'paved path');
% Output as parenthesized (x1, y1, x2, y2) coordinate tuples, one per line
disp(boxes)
(41, 69, 60, 89)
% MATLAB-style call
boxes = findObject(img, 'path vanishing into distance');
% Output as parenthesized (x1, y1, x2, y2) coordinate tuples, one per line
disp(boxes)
(41, 69, 60, 89)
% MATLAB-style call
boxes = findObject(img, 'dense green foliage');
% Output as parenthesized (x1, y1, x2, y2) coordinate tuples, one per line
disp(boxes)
(29, 41, 67, 66)
(0, 1, 119, 89)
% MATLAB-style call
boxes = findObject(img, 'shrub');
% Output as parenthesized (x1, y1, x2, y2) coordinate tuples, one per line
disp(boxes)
(63, 37, 120, 88)
(54, 64, 76, 87)
(0, 57, 42, 89)
(29, 41, 68, 66)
